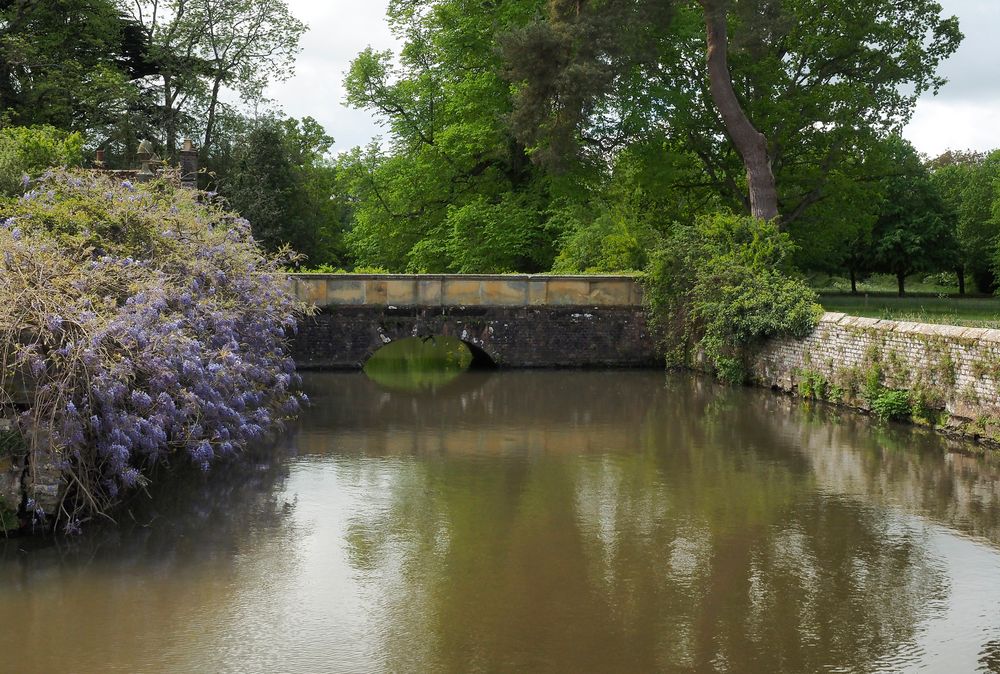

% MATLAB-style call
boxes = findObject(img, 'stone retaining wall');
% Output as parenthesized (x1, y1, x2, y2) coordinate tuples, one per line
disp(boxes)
(752, 312, 1000, 439)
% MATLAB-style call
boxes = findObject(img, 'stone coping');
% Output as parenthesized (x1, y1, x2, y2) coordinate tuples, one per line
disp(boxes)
(818, 312, 1000, 342)
(289, 274, 644, 308)
(290, 273, 643, 281)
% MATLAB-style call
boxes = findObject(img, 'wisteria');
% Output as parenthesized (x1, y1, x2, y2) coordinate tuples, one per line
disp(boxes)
(0, 169, 307, 529)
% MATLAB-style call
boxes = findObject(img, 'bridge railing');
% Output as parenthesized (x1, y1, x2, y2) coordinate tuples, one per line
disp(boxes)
(288, 274, 644, 308)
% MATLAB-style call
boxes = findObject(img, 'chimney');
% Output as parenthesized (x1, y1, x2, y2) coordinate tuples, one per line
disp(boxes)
(179, 138, 198, 189)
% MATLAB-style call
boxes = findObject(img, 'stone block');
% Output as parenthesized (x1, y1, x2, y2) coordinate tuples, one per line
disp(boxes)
(484, 279, 529, 306)
(386, 279, 418, 305)
(628, 282, 644, 306)
(417, 279, 443, 306)
(849, 317, 882, 330)
(365, 280, 388, 305)
(936, 324, 968, 339)
(296, 278, 329, 306)
(528, 279, 548, 305)
(589, 281, 632, 306)
(442, 279, 483, 305)
(325, 280, 365, 305)
(545, 280, 593, 305)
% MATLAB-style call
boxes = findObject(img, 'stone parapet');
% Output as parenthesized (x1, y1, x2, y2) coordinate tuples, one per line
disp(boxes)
(289, 274, 644, 308)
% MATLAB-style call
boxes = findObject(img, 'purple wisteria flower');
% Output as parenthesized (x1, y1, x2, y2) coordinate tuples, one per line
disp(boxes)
(2, 169, 307, 528)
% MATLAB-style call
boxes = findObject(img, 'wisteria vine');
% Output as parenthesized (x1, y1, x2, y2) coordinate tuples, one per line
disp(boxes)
(0, 170, 307, 531)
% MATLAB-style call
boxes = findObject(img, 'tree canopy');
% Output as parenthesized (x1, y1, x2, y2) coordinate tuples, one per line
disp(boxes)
(337, 0, 963, 273)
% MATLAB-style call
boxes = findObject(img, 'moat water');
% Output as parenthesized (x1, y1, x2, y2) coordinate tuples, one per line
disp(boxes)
(3, 369, 1000, 673)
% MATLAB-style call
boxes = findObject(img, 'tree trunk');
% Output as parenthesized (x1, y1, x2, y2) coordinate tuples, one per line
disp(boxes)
(163, 74, 177, 158)
(203, 76, 223, 155)
(956, 266, 965, 296)
(699, 1, 779, 222)
(849, 267, 857, 294)
(897, 271, 905, 297)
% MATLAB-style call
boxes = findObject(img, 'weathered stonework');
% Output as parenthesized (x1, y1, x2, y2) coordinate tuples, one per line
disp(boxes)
(292, 305, 659, 369)
(752, 312, 1000, 441)
(288, 274, 645, 309)
(289, 274, 656, 369)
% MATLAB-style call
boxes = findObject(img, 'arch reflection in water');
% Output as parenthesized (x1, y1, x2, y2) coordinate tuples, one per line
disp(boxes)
(362, 336, 494, 392)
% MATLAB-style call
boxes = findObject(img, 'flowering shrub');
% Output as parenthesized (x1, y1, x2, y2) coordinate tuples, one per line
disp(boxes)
(0, 170, 306, 529)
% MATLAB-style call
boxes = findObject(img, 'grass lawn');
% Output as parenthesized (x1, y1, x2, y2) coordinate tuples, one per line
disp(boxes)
(819, 293, 1000, 328)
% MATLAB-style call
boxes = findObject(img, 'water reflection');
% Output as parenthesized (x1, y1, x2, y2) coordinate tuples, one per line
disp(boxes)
(1, 371, 1000, 673)
(315, 373, 963, 672)
(0, 447, 297, 673)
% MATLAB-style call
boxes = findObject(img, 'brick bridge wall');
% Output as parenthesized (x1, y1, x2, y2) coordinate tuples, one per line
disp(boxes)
(288, 274, 659, 369)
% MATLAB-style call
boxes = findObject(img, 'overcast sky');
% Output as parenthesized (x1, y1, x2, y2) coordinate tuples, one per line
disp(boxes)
(268, 0, 1000, 157)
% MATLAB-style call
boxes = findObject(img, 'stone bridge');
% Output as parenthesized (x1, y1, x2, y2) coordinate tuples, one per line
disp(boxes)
(289, 274, 659, 369)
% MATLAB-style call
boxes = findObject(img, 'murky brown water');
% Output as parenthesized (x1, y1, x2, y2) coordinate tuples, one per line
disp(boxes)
(3, 371, 1000, 673)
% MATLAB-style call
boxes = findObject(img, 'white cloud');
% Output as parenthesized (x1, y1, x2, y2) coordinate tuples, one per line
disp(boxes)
(265, 0, 396, 153)
(902, 0, 1000, 155)
(904, 98, 1000, 157)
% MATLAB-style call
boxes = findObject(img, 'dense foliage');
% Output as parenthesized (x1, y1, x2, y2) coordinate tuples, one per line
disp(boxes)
(0, 126, 85, 197)
(929, 150, 1000, 293)
(0, 170, 304, 528)
(336, 0, 962, 272)
(337, 1, 565, 273)
(218, 116, 350, 268)
(645, 215, 822, 383)
(867, 140, 958, 296)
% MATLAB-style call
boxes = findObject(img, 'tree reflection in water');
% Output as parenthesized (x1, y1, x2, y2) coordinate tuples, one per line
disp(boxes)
(2, 371, 999, 673)
(300, 372, 999, 672)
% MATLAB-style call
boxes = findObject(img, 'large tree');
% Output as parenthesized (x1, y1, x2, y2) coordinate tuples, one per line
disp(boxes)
(221, 116, 348, 266)
(929, 150, 1000, 294)
(340, 0, 569, 272)
(0, 0, 147, 136)
(503, 0, 962, 223)
(869, 137, 958, 297)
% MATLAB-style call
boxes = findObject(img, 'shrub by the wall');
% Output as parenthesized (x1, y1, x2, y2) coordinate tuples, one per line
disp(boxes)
(0, 126, 84, 197)
(645, 214, 822, 383)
